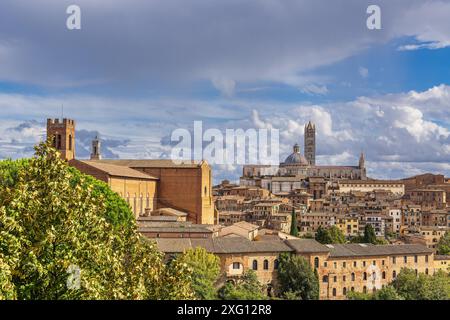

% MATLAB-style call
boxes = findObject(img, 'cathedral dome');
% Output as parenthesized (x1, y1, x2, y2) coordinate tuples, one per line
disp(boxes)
(283, 144, 309, 166)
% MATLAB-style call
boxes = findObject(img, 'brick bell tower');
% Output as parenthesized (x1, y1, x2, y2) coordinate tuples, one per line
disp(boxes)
(46, 118, 76, 161)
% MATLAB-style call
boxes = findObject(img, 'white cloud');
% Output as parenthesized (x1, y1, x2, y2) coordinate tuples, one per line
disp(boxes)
(300, 84, 329, 95)
(358, 67, 369, 78)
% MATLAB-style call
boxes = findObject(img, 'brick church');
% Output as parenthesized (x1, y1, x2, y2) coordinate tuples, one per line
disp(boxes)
(46, 118, 215, 225)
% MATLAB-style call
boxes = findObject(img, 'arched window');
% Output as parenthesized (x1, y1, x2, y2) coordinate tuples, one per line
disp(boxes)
(363, 286, 367, 294)
(204, 186, 207, 196)
(314, 257, 319, 269)
(332, 288, 336, 297)
(382, 271, 386, 279)
(57, 134, 62, 149)
(274, 259, 279, 270)
(351, 287, 355, 292)
(322, 276, 328, 283)
(69, 135, 72, 151)
(263, 259, 269, 270)
(372, 272, 376, 281)
(252, 260, 258, 270)
(393, 270, 397, 278)
(351, 273, 355, 281)
(363, 272, 367, 280)
(425, 268, 429, 275)
(343, 287, 347, 296)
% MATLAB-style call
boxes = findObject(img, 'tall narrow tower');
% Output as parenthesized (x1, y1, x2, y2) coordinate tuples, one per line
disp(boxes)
(304, 121, 316, 165)
(46, 118, 75, 161)
(90, 136, 101, 160)
(359, 152, 367, 180)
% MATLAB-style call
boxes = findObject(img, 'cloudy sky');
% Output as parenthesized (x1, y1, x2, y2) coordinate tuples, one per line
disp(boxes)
(0, 0, 449, 182)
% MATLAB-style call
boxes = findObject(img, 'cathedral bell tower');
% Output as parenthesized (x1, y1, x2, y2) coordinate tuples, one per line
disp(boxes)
(304, 121, 316, 165)
(46, 118, 75, 161)
(90, 136, 101, 160)
(359, 152, 367, 180)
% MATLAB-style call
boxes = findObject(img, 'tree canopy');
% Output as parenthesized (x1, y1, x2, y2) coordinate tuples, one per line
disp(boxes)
(315, 226, 345, 244)
(175, 247, 221, 300)
(277, 253, 319, 300)
(437, 231, 450, 255)
(347, 269, 449, 300)
(218, 270, 267, 300)
(0, 142, 194, 300)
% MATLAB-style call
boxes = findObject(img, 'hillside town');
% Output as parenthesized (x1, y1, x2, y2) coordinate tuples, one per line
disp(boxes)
(41, 118, 450, 300)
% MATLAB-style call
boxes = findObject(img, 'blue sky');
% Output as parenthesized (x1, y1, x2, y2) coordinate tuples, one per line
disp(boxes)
(0, 0, 449, 183)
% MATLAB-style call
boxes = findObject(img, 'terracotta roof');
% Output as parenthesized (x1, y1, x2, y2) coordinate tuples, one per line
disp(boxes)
(155, 238, 292, 254)
(232, 221, 260, 231)
(74, 160, 158, 180)
(90, 159, 205, 168)
(325, 243, 433, 257)
(285, 239, 330, 253)
(434, 255, 450, 261)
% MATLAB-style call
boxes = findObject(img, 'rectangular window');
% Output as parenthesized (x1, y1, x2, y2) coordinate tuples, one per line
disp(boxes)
(233, 262, 240, 269)
(414, 255, 418, 263)
(404, 256, 407, 263)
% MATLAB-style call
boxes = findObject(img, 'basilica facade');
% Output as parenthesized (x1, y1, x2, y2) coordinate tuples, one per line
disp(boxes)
(240, 121, 367, 194)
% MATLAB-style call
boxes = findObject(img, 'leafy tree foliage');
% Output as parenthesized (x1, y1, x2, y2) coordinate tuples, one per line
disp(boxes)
(277, 253, 319, 300)
(392, 268, 448, 300)
(0, 142, 194, 300)
(315, 226, 345, 244)
(176, 247, 221, 300)
(290, 207, 298, 237)
(218, 270, 267, 300)
(372, 285, 404, 300)
(437, 231, 450, 255)
(363, 224, 377, 244)
(348, 269, 449, 300)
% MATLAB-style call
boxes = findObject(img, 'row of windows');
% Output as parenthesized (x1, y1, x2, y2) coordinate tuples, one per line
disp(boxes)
(331, 286, 375, 297)
(252, 259, 279, 271)
(324, 269, 429, 284)
(314, 255, 429, 269)
(232, 259, 280, 271)
(323, 271, 386, 283)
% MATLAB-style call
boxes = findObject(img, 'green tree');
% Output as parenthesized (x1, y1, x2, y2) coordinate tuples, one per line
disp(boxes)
(290, 207, 298, 237)
(437, 231, 450, 255)
(277, 253, 319, 300)
(346, 290, 371, 300)
(315, 226, 332, 244)
(372, 286, 403, 300)
(315, 226, 345, 244)
(328, 226, 346, 244)
(218, 270, 266, 300)
(176, 247, 221, 300)
(392, 268, 448, 300)
(0, 141, 194, 300)
(363, 224, 377, 244)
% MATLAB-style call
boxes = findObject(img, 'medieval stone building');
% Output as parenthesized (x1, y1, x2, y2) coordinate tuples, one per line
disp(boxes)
(240, 121, 367, 195)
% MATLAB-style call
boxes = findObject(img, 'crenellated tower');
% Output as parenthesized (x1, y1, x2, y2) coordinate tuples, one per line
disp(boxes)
(46, 118, 75, 161)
